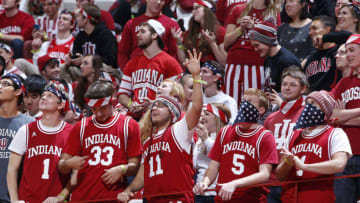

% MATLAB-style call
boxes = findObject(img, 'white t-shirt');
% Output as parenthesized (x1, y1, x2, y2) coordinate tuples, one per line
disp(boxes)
(9, 120, 66, 155)
(203, 91, 238, 124)
(285, 125, 353, 158)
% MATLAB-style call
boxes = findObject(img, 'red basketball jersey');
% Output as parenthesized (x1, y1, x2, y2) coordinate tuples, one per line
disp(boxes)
(143, 127, 195, 203)
(209, 125, 278, 202)
(63, 112, 142, 201)
(18, 121, 72, 202)
(46, 37, 75, 63)
(281, 126, 336, 203)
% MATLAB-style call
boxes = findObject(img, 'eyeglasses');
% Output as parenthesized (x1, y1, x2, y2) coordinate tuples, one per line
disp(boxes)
(0, 81, 15, 88)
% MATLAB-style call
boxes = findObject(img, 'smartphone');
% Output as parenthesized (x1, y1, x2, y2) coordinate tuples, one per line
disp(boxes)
(33, 24, 40, 31)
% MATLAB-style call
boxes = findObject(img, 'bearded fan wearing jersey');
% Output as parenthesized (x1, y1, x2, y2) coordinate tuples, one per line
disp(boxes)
(118, 49, 203, 203)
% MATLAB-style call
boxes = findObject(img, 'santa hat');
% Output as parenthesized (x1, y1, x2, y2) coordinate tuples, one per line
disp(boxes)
(147, 19, 166, 37)
(306, 90, 336, 121)
(249, 16, 278, 46)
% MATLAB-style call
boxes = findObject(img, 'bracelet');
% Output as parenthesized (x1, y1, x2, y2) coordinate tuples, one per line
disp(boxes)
(193, 79, 207, 85)
(177, 44, 186, 50)
(59, 193, 67, 202)
(0, 32, 2, 40)
(237, 28, 242, 37)
(284, 158, 293, 166)
(120, 164, 127, 174)
(43, 31, 49, 41)
(30, 49, 40, 54)
(127, 98, 132, 108)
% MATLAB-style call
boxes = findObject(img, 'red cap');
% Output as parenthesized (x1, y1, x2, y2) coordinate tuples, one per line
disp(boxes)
(37, 55, 56, 72)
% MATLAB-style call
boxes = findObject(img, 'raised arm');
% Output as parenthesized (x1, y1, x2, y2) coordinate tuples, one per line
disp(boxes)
(183, 49, 203, 130)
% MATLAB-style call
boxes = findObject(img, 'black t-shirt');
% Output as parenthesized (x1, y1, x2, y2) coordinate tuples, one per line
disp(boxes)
(304, 46, 342, 91)
(264, 47, 301, 91)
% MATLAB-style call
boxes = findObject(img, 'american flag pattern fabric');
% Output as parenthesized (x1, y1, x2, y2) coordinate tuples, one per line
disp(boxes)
(233, 100, 260, 124)
(293, 103, 325, 130)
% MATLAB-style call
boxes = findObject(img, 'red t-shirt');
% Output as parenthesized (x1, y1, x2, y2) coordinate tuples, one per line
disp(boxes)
(63, 113, 142, 201)
(209, 125, 278, 202)
(216, 0, 248, 25)
(101, 9, 115, 31)
(331, 75, 360, 154)
(118, 14, 180, 69)
(0, 10, 34, 41)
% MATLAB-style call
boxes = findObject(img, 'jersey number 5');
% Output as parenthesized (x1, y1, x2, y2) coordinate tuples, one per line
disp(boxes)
(232, 154, 245, 175)
(88, 146, 114, 166)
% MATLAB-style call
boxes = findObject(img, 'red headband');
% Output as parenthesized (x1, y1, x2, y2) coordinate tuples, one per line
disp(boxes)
(205, 104, 228, 123)
(80, 8, 96, 22)
(86, 96, 113, 108)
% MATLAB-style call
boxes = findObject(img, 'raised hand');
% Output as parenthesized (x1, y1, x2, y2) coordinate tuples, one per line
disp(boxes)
(201, 29, 216, 45)
(171, 27, 183, 44)
(183, 49, 202, 76)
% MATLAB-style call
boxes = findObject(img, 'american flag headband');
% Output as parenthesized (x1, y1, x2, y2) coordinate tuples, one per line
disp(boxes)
(203, 62, 223, 79)
(204, 104, 228, 123)
(45, 84, 67, 102)
(86, 95, 113, 108)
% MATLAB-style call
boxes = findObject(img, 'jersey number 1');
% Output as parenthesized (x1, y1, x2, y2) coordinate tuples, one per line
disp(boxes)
(149, 154, 163, 178)
(41, 158, 50, 179)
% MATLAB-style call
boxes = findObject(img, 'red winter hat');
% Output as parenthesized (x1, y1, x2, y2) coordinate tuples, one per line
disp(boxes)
(306, 90, 336, 121)
(249, 16, 278, 46)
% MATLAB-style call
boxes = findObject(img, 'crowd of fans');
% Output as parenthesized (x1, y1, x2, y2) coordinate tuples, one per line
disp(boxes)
(0, 0, 359, 202)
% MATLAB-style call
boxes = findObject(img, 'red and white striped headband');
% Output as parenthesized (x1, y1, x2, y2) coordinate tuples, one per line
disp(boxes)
(194, 0, 213, 9)
(86, 96, 113, 108)
(205, 104, 228, 123)
(79, 8, 96, 22)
